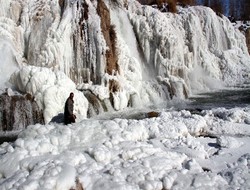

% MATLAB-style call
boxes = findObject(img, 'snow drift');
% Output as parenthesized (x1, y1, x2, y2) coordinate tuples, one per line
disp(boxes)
(0, 107, 250, 189)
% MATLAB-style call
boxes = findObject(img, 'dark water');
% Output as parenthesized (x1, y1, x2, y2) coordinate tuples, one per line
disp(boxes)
(188, 87, 250, 110)
(194, 0, 250, 20)
(103, 88, 250, 120)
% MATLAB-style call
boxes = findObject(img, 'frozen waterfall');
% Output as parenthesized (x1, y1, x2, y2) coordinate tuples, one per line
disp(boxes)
(0, 0, 250, 125)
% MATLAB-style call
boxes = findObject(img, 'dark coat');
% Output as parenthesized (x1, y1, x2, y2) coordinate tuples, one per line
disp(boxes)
(64, 97, 75, 124)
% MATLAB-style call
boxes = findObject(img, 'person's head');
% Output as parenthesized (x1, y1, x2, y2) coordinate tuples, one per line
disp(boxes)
(69, 92, 74, 99)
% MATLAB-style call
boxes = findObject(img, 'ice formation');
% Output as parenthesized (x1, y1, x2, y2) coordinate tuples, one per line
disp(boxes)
(0, 107, 250, 189)
(0, 0, 249, 123)
(10, 66, 88, 124)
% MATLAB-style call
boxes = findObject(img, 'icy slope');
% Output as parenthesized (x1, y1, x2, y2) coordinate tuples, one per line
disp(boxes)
(0, 0, 249, 123)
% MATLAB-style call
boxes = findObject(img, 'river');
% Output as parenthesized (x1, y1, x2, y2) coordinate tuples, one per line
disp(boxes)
(89, 86, 250, 121)
(187, 87, 250, 110)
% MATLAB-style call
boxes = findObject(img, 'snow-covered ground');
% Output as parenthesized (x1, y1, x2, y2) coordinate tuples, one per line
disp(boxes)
(0, 106, 250, 189)
(1, 0, 250, 124)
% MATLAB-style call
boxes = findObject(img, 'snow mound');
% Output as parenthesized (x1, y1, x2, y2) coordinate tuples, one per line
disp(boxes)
(10, 65, 88, 123)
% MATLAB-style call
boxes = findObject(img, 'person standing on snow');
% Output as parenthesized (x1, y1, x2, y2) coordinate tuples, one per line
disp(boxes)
(64, 92, 76, 124)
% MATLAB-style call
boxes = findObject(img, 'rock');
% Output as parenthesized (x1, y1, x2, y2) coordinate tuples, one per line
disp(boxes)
(0, 92, 44, 131)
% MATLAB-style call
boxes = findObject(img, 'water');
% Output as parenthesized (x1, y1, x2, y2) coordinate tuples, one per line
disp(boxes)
(93, 87, 250, 120)
(187, 87, 250, 110)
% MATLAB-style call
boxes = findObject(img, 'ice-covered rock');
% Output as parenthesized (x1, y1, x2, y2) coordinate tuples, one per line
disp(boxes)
(10, 66, 88, 123)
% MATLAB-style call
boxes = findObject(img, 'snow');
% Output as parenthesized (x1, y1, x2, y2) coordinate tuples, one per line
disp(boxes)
(10, 66, 88, 123)
(0, 107, 250, 189)
(0, 17, 23, 88)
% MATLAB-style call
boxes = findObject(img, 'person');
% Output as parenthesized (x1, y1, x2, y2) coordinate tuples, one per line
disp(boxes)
(64, 92, 76, 124)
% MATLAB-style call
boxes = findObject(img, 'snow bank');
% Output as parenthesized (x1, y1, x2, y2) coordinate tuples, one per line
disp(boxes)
(10, 66, 88, 123)
(0, 107, 250, 189)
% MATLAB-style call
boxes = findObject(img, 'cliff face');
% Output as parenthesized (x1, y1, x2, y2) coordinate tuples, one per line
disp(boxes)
(0, 0, 250, 128)
(246, 28, 250, 54)
(0, 91, 44, 131)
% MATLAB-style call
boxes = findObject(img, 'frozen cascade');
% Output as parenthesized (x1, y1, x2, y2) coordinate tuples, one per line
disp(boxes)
(0, 0, 249, 126)
(128, 3, 250, 94)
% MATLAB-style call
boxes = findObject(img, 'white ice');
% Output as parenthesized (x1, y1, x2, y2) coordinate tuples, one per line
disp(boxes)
(10, 66, 88, 124)
(0, 107, 250, 189)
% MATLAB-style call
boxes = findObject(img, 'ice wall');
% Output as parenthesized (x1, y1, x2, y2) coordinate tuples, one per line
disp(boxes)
(128, 3, 250, 94)
(0, 0, 249, 124)
(0, 0, 24, 88)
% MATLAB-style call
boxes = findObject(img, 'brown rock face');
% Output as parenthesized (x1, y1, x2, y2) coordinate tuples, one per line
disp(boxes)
(246, 28, 250, 54)
(70, 177, 84, 190)
(0, 93, 44, 131)
(97, 0, 119, 76)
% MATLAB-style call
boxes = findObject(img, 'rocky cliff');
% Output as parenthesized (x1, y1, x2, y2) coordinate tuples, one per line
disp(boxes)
(0, 90, 44, 131)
